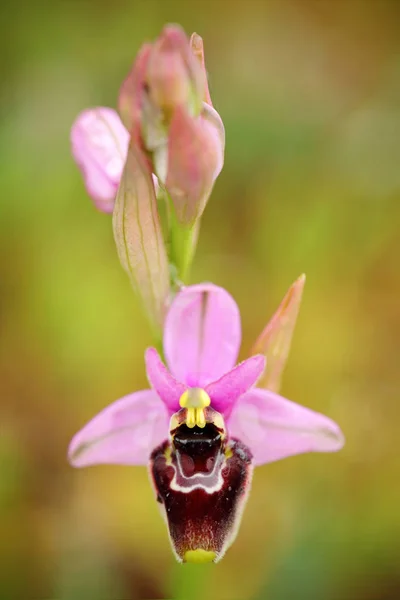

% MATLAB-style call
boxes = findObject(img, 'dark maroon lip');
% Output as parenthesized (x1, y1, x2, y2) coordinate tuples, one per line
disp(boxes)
(149, 421, 253, 562)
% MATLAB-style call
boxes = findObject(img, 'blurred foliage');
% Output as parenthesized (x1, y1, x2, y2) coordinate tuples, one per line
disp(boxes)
(1, 0, 400, 598)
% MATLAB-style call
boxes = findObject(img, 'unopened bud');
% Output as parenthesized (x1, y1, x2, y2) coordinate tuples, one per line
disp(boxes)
(166, 102, 225, 225)
(146, 25, 204, 118)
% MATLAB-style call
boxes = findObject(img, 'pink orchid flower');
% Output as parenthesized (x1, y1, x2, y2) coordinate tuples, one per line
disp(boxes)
(68, 284, 344, 564)
(70, 107, 130, 213)
(70, 107, 160, 213)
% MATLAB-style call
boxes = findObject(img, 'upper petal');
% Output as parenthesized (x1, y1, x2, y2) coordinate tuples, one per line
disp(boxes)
(70, 107, 129, 212)
(68, 389, 169, 467)
(164, 283, 241, 387)
(205, 355, 266, 418)
(145, 347, 186, 412)
(228, 388, 344, 466)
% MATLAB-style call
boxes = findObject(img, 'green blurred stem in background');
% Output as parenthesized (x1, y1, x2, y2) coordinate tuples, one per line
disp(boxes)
(170, 561, 213, 600)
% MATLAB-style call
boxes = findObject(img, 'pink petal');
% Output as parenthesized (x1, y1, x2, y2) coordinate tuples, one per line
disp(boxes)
(252, 274, 306, 393)
(70, 108, 129, 212)
(166, 103, 225, 225)
(145, 347, 186, 412)
(206, 355, 266, 417)
(113, 142, 170, 329)
(118, 44, 152, 132)
(164, 283, 241, 387)
(228, 388, 344, 466)
(68, 390, 169, 467)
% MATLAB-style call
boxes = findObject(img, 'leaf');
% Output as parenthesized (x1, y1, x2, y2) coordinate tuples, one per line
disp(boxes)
(113, 143, 170, 331)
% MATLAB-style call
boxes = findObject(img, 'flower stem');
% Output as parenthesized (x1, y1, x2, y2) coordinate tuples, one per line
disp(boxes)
(167, 193, 199, 284)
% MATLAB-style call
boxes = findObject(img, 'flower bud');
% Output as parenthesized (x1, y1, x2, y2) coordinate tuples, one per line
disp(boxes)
(252, 274, 306, 393)
(119, 26, 204, 135)
(70, 108, 129, 213)
(117, 27, 223, 228)
(113, 143, 170, 331)
(146, 25, 204, 117)
(166, 102, 225, 225)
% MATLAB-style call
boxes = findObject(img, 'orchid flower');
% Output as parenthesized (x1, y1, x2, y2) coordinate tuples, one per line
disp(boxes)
(70, 108, 160, 212)
(70, 107, 130, 213)
(68, 284, 344, 564)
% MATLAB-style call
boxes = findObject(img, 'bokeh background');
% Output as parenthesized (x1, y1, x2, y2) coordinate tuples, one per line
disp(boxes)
(1, 0, 400, 598)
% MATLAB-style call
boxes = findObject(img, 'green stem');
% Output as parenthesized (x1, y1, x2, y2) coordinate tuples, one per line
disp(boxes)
(167, 193, 199, 285)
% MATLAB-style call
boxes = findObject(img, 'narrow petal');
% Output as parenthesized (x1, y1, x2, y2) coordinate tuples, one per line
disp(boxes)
(190, 32, 213, 106)
(113, 142, 170, 330)
(252, 274, 306, 393)
(164, 283, 241, 387)
(206, 355, 266, 417)
(145, 347, 186, 412)
(228, 388, 344, 466)
(118, 44, 152, 132)
(68, 390, 169, 467)
(71, 108, 129, 212)
(166, 103, 225, 225)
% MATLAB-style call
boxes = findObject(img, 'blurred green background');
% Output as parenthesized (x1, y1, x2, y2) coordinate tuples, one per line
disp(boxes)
(1, 0, 400, 598)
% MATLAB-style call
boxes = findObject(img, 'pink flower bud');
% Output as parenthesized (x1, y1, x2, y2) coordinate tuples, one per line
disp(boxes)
(118, 26, 206, 147)
(166, 102, 225, 225)
(70, 108, 129, 213)
(146, 25, 204, 117)
(117, 27, 223, 227)
(252, 274, 306, 393)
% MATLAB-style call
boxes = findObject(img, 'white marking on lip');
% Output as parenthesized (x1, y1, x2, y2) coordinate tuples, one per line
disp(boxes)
(169, 451, 226, 494)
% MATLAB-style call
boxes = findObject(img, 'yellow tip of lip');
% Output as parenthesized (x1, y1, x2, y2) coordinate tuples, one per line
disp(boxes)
(184, 549, 216, 564)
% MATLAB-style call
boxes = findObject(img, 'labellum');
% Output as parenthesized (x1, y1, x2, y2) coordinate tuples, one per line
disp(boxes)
(149, 389, 253, 563)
